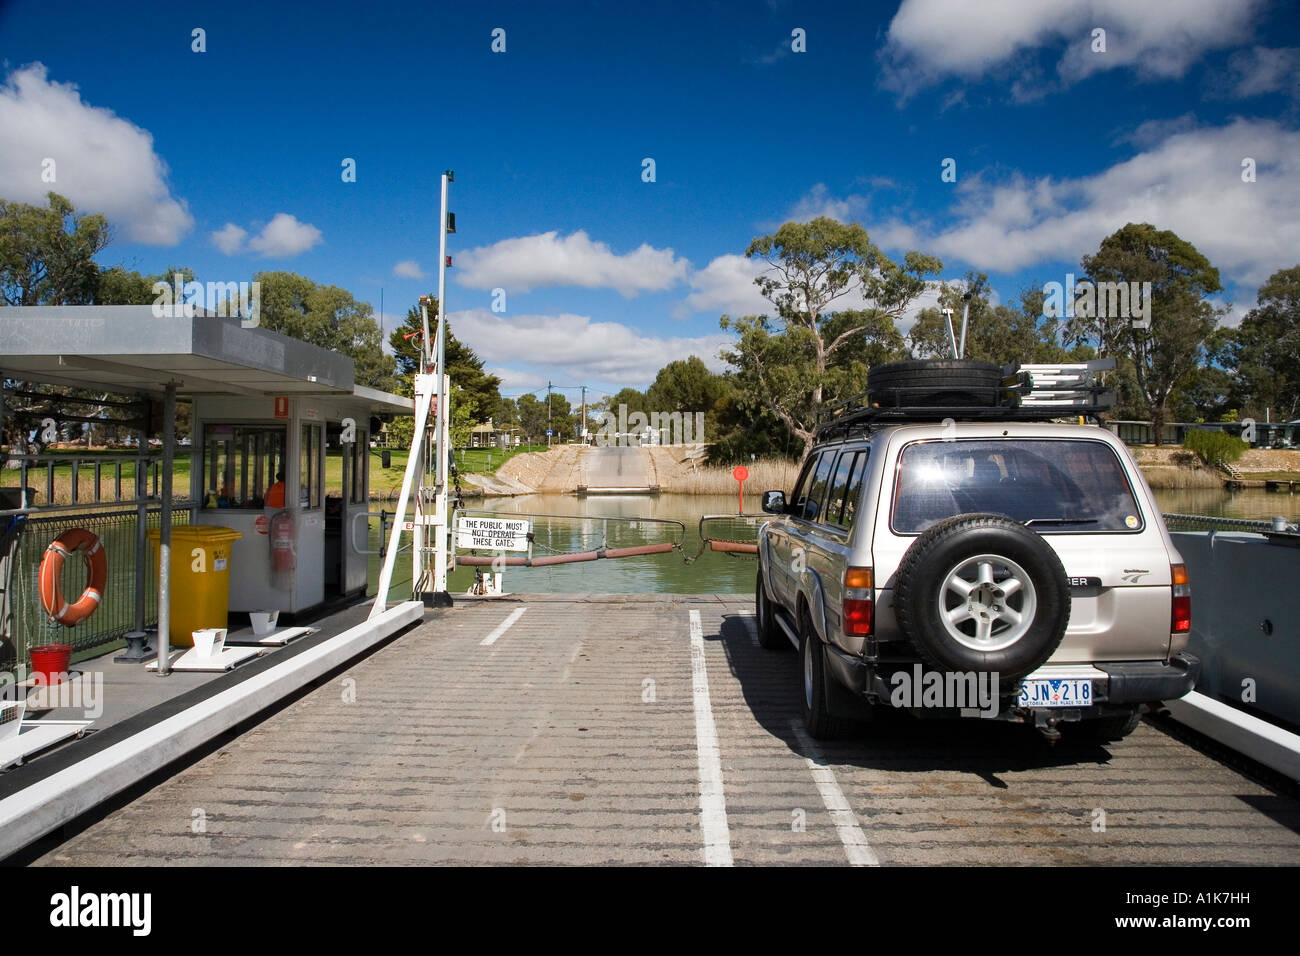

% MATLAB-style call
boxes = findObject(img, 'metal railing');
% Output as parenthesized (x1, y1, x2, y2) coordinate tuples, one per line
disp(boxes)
(1, 505, 190, 670)
(1, 453, 164, 509)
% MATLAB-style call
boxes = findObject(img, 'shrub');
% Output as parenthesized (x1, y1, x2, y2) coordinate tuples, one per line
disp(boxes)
(1183, 428, 1248, 467)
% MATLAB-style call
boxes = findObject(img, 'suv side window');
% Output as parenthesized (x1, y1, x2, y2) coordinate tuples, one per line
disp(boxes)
(799, 451, 839, 522)
(790, 452, 822, 519)
(830, 449, 870, 526)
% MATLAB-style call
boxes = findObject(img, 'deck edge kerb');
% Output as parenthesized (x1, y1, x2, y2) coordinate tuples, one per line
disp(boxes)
(1165, 691, 1300, 782)
(0, 600, 424, 861)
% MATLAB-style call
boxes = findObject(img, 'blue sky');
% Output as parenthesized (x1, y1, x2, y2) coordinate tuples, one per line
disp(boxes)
(2, 0, 1298, 403)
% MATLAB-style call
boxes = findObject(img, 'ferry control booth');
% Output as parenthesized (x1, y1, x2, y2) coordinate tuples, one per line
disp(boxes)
(191, 387, 412, 613)
(0, 305, 413, 621)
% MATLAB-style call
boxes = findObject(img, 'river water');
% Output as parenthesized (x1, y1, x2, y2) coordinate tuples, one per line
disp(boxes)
(368, 485, 1300, 597)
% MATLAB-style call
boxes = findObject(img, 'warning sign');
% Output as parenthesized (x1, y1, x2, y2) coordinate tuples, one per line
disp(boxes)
(456, 516, 530, 552)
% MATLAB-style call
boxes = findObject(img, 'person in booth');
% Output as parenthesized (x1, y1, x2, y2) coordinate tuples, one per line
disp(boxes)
(266, 471, 286, 508)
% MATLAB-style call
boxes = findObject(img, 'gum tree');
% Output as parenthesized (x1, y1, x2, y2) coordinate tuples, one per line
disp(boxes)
(0, 192, 109, 306)
(906, 272, 1073, 364)
(1222, 265, 1300, 421)
(254, 270, 397, 392)
(1071, 224, 1222, 444)
(721, 217, 938, 456)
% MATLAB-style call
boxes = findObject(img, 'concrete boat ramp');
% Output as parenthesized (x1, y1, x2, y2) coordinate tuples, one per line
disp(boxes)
(6, 594, 1298, 866)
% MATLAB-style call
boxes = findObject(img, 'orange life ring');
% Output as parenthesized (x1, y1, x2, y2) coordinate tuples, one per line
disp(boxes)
(38, 529, 107, 627)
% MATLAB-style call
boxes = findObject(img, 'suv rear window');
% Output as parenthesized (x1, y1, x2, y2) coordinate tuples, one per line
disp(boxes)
(891, 438, 1143, 534)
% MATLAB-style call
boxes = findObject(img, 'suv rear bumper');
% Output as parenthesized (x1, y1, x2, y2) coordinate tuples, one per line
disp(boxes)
(840, 648, 1201, 710)
(1093, 653, 1200, 704)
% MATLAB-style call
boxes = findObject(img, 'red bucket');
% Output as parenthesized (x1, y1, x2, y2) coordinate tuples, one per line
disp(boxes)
(29, 643, 72, 684)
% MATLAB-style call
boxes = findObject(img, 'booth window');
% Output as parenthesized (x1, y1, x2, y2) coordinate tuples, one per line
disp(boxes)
(300, 423, 322, 509)
(202, 425, 286, 509)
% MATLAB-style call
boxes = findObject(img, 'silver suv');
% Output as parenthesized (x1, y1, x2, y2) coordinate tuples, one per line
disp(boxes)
(755, 360, 1199, 741)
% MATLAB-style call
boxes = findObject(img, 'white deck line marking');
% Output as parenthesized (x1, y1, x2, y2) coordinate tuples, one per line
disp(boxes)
(480, 607, 527, 646)
(689, 609, 734, 866)
(791, 721, 879, 866)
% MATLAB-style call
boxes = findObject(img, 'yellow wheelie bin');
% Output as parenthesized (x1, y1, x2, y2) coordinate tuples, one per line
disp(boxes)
(147, 525, 243, 647)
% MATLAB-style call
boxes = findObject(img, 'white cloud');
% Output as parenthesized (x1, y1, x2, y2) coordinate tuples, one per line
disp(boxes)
(898, 281, 946, 337)
(677, 254, 772, 318)
(486, 366, 547, 391)
(454, 230, 690, 297)
(881, 0, 1263, 96)
(0, 63, 192, 243)
(874, 118, 1300, 291)
(210, 222, 248, 255)
(450, 309, 733, 384)
(393, 259, 427, 279)
(786, 183, 869, 223)
(1220, 46, 1300, 100)
(247, 213, 323, 257)
(1212, 297, 1251, 329)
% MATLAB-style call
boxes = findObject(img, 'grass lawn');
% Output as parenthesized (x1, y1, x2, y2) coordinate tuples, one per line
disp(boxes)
(455, 443, 547, 475)
(365, 444, 547, 495)
(360, 444, 548, 496)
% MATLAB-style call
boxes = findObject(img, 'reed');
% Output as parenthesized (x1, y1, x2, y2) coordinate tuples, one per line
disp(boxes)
(671, 458, 800, 495)
(1137, 465, 1223, 489)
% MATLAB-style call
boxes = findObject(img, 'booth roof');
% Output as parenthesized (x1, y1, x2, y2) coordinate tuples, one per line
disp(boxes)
(0, 305, 412, 414)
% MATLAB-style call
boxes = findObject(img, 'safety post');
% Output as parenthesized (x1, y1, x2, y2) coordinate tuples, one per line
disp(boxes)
(733, 465, 748, 514)
(156, 382, 176, 676)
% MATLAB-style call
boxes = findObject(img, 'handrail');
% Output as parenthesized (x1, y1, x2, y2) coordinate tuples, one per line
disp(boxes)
(3, 451, 165, 510)
(350, 509, 412, 555)
(692, 512, 763, 559)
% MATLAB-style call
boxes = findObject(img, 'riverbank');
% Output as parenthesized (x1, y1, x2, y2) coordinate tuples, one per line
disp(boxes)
(456, 443, 1300, 498)
(461, 444, 798, 497)
(1131, 446, 1300, 489)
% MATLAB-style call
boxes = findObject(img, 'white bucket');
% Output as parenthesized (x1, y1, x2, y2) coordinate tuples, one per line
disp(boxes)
(249, 611, 280, 636)
(191, 628, 227, 659)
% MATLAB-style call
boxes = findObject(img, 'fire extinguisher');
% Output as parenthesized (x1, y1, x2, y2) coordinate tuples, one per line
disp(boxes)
(270, 509, 296, 588)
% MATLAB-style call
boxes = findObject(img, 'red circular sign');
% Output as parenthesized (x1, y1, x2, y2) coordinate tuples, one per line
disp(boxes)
(255, 514, 269, 535)
(733, 466, 749, 482)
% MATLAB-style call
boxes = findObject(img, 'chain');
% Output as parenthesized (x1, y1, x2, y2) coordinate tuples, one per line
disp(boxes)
(449, 458, 465, 511)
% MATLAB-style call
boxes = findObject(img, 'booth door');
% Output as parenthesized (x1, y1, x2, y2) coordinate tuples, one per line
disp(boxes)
(340, 428, 369, 595)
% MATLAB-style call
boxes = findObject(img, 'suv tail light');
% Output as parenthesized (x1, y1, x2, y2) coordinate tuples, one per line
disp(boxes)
(1171, 563, 1191, 633)
(843, 566, 874, 636)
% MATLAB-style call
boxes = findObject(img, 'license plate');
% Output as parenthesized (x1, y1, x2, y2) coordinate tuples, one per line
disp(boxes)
(1018, 677, 1092, 708)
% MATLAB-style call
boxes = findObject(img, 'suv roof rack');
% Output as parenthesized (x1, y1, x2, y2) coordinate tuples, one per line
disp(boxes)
(816, 358, 1117, 441)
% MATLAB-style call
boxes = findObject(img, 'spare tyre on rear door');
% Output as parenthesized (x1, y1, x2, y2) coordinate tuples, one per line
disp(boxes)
(893, 513, 1070, 680)
(868, 359, 1012, 408)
